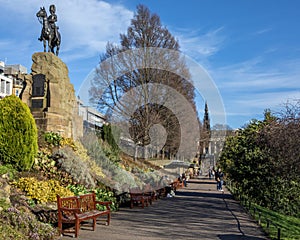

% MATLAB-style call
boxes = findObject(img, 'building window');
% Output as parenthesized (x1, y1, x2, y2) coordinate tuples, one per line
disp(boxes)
(1, 80, 4, 93)
(6, 82, 11, 95)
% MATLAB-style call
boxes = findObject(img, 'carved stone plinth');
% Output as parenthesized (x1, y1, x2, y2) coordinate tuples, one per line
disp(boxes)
(21, 52, 83, 140)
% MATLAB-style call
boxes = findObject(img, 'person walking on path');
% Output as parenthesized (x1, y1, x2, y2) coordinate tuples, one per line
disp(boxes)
(208, 167, 214, 179)
(215, 168, 224, 191)
(181, 172, 187, 187)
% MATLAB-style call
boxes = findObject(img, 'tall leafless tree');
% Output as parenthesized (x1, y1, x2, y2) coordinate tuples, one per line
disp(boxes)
(89, 5, 199, 160)
(261, 101, 300, 180)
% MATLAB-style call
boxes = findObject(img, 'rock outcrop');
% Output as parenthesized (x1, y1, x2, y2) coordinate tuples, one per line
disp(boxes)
(21, 52, 83, 140)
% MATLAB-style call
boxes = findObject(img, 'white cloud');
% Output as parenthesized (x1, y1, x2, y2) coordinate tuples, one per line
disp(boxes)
(0, 0, 133, 62)
(215, 57, 300, 91)
(175, 26, 299, 124)
(173, 27, 225, 59)
(253, 27, 272, 35)
(212, 57, 300, 122)
(234, 91, 300, 108)
(58, 1, 132, 53)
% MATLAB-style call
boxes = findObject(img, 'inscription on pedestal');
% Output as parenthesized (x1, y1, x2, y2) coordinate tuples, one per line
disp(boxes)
(32, 99, 44, 108)
(32, 74, 45, 97)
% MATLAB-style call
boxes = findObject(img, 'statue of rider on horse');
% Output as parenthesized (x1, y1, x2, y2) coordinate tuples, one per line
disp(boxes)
(36, 4, 61, 56)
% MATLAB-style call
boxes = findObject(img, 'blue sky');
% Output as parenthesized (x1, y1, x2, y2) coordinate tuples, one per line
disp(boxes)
(0, 0, 299, 129)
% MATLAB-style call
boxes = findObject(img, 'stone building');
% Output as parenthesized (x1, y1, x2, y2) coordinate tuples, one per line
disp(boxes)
(0, 61, 25, 99)
(77, 97, 106, 131)
(0, 64, 12, 98)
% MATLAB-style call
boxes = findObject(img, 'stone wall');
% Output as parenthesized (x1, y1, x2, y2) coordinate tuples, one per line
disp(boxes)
(21, 52, 83, 140)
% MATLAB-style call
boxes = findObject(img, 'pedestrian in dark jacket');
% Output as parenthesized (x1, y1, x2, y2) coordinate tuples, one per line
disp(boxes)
(215, 168, 224, 191)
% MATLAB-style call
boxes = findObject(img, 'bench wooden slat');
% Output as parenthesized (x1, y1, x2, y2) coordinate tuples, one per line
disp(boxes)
(57, 192, 111, 238)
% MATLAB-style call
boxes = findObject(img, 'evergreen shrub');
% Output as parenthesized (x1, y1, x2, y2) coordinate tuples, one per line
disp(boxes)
(0, 95, 38, 171)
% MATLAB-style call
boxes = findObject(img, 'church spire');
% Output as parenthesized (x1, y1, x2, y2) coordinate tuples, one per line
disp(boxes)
(200, 101, 211, 156)
(203, 101, 210, 132)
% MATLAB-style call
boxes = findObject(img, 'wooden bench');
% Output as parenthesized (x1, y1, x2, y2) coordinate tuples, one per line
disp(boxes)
(129, 187, 152, 209)
(57, 192, 111, 238)
(157, 187, 167, 198)
(143, 184, 159, 202)
(170, 179, 183, 192)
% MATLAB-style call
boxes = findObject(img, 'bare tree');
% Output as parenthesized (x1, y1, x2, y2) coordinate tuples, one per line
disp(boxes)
(263, 100, 300, 179)
(89, 5, 199, 160)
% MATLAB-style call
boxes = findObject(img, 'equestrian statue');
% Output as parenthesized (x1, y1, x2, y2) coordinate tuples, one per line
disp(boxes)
(36, 5, 61, 56)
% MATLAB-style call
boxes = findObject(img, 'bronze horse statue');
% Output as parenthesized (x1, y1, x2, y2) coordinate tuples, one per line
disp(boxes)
(36, 6, 61, 56)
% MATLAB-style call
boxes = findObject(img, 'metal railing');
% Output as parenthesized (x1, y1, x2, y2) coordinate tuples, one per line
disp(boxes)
(226, 180, 282, 240)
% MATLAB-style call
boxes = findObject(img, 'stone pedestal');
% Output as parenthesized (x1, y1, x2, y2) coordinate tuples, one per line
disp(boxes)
(21, 52, 83, 140)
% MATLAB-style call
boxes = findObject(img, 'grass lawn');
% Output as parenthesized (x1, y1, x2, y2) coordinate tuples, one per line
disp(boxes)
(248, 203, 300, 240)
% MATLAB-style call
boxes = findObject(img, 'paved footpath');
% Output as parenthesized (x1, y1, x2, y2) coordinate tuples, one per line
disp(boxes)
(60, 178, 269, 240)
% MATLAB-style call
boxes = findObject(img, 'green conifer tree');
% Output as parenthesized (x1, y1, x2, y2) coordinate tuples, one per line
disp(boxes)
(0, 95, 38, 171)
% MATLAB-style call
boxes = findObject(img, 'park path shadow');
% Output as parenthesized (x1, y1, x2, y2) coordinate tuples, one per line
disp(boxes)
(176, 189, 233, 200)
(218, 234, 268, 240)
